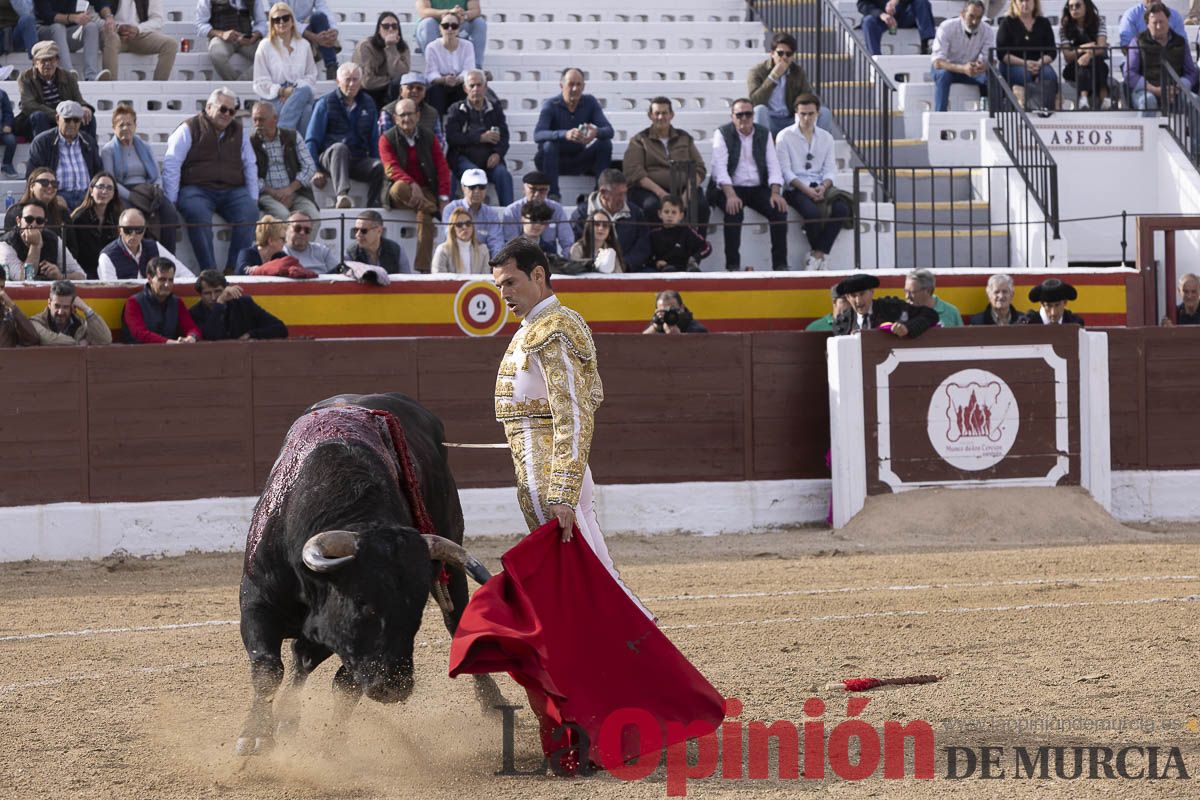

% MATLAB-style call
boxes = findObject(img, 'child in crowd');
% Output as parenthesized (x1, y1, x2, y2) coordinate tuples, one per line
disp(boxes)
(649, 195, 709, 272)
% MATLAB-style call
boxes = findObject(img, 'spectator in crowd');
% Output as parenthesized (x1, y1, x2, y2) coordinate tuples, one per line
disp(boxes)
(67, 170, 120, 279)
(235, 213, 286, 273)
(534, 68, 613, 201)
(29, 278, 111, 344)
(190, 268, 287, 339)
(354, 11, 410, 109)
(570, 169, 650, 271)
(0, 0, 37, 60)
(997, 0, 1059, 112)
(441, 167, 504, 256)
(163, 87, 260, 273)
(930, 0, 994, 112)
(0, 271, 38, 347)
(747, 33, 832, 137)
(969, 272, 1023, 324)
(121, 256, 200, 343)
(806, 284, 851, 331)
(345, 209, 411, 273)
(0, 199, 85, 280)
(197, 0, 264, 81)
(250, 100, 319, 223)
(642, 289, 708, 334)
(4, 167, 69, 232)
(414, 0, 485, 69)
(777, 93, 850, 271)
(26, 100, 100, 208)
(831, 273, 940, 337)
(1189, 0, 1199, 24)
(0, 87, 16, 177)
(859, 0, 936, 56)
(424, 11, 473, 115)
(99, 0, 177, 82)
(445, 69, 511, 205)
(380, 97, 448, 270)
(649, 194, 709, 272)
(281, 0, 340, 81)
(379, 72, 442, 142)
(253, 2, 318, 133)
(1163, 272, 1200, 325)
(308, 62, 383, 208)
(97, 207, 192, 280)
(1021, 277, 1084, 325)
(518, 200, 561, 259)
(1060, 0, 1109, 110)
(16, 41, 96, 139)
(708, 98, 788, 271)
(35, 0, 105, 81)
(100, 104, 180, 251)
(282, 210, 336, 272)
(1118, 0, 1184, 49)
(904, 268, 962, 325)
(568, 208, 625, 272)
(503, 170, 573, 254)
(1127, 2, 1195, 111)
(431, 205, 488, 273)
(623, 97, 708, 223)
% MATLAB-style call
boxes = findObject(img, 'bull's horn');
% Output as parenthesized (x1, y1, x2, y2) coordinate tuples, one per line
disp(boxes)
(302, 530, 360, 573)
(422, 535, 492, 584)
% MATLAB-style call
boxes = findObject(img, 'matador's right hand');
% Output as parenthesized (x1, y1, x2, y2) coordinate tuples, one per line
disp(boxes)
(549, 504, 575, 542)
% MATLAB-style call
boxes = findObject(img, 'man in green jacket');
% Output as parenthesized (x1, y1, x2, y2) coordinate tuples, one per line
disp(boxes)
(747, 32, 832, 138)
(806, 284, 850, 331)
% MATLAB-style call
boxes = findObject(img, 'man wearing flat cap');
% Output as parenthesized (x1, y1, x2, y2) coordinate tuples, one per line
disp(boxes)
(1021, 278, 1084, 326)
(831, 272, 940, 338)
(26, 99, 101, 209)
(16, 40, 97, 140)
(379, 72, 442, 143)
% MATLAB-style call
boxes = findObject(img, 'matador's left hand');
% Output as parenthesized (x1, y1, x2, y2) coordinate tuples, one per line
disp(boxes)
(549, 504, 575, 542)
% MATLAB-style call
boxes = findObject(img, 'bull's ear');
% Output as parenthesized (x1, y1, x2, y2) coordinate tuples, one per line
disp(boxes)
(302, 530, 360, 573)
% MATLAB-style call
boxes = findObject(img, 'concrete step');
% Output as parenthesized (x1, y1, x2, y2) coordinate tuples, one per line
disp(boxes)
(894, 228, 1011, 269)
(889, 170, 983, 202)
(893, 201, 992, 226)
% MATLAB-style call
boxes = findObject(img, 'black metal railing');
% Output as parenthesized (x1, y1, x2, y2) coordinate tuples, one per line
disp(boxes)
(1163, 62, 1200, 170)
(853, 165, 1054, 271)
(986, 61, 1060, 239)
(750, 0, 898, 200)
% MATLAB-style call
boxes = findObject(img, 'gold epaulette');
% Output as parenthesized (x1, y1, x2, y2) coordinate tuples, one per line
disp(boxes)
(521, 305, 596, 362)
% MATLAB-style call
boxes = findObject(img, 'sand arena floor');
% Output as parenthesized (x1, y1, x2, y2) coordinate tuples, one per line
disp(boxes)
(2, 489, 1199, 799)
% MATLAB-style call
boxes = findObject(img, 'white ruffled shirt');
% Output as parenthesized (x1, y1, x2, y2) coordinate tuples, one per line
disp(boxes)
(253, 36, 319, 100)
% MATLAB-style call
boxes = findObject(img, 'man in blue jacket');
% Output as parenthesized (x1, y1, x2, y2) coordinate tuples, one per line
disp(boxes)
(25, 99, 100, 207)
(533, 67, 612, 201)
(306, 62, 383, 208)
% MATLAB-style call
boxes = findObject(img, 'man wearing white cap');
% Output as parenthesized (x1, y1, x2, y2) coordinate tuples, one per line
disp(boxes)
(26, 99, 101, 208)
(440, 167, 505, 257)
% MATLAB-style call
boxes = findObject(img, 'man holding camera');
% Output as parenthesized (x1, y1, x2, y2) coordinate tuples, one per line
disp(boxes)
(642, 289, 708, 334)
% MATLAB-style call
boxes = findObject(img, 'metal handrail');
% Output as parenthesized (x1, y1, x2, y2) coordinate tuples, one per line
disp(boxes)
(1163, 62, 1200, 171)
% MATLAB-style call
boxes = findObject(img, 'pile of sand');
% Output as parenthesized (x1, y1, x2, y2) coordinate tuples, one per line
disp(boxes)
(839, 486, 1154, 550)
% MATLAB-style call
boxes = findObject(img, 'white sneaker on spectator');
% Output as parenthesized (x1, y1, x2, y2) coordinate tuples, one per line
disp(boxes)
(94, 69, 111, 81)
(1101, 97, 1112, 110)
(1077, 96, 1089, 110)
(335, 195, 353, 209)
(805, 254, 825, 271)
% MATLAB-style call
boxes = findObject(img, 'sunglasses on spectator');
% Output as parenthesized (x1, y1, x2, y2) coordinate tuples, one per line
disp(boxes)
(775, 49, 794, 57)
(733, 111, 754, 119)
(216, 105, 236, 116)
(452, 221, 473, 228)
(291, 224, 312, 233)
(22, 215, 46, 225)
(121, 225, 146, 235)
(352, 226, 377, 235)
(271, 14, 291, 23)
(33, 178, 58, 188)
(380, 22, 399, 30)
(441, 22, 459, 29)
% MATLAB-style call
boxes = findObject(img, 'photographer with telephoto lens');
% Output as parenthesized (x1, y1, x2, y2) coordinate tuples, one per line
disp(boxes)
(642, 288, 708, 334)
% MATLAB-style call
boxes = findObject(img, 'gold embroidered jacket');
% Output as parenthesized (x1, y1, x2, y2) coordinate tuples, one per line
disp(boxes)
(495, 297, 603, 509)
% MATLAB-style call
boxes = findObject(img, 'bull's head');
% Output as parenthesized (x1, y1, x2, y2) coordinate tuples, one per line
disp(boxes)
(300, 528, 489, 703)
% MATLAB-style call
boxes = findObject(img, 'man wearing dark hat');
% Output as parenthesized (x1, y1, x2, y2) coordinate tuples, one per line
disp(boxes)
(1021, 278, 1084, 326)
(831, 272, 940, 337)
(504, 170, 575, 254)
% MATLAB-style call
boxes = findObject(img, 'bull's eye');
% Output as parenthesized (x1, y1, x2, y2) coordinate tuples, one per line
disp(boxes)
(362, 604, 377, 618)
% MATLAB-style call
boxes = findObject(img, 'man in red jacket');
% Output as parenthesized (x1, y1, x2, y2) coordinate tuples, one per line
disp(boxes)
(379, 98, 449, 271)
(121, 256, 201, 344)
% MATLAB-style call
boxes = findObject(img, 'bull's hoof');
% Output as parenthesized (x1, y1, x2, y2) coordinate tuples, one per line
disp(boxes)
(235, 735, 274, 756)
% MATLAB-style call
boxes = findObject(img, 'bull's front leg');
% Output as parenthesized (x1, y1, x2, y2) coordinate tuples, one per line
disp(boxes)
(237, 606, 285, 756)
(274, 637, 334, 739)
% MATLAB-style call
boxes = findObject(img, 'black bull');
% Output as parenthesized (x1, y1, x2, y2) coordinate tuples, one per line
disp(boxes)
(237, 392, 505, 756)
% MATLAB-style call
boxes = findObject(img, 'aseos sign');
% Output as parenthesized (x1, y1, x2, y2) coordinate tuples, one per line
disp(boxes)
(926, 369, 1020, 471)
(1035, 123, 1144, 152)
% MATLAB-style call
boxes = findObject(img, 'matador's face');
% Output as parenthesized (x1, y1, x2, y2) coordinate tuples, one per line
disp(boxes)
(493, 261, 549, 319)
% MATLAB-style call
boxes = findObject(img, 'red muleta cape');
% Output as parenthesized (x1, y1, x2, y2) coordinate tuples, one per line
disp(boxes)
(448, 520, 724, 771)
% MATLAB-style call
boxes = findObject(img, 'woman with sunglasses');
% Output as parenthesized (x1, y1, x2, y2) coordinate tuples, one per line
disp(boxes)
(254, 2, 319, 134)
(424, 12, 474, 115)
(432, 207, 488, 273)
(414, 0, 486, 69)
(68, 172, 123, 280)
(354, 12, 411, 110)
(568, 209, 626, 273)
(1060, 0, 1109, 109)
(5, 168, 70, 233)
